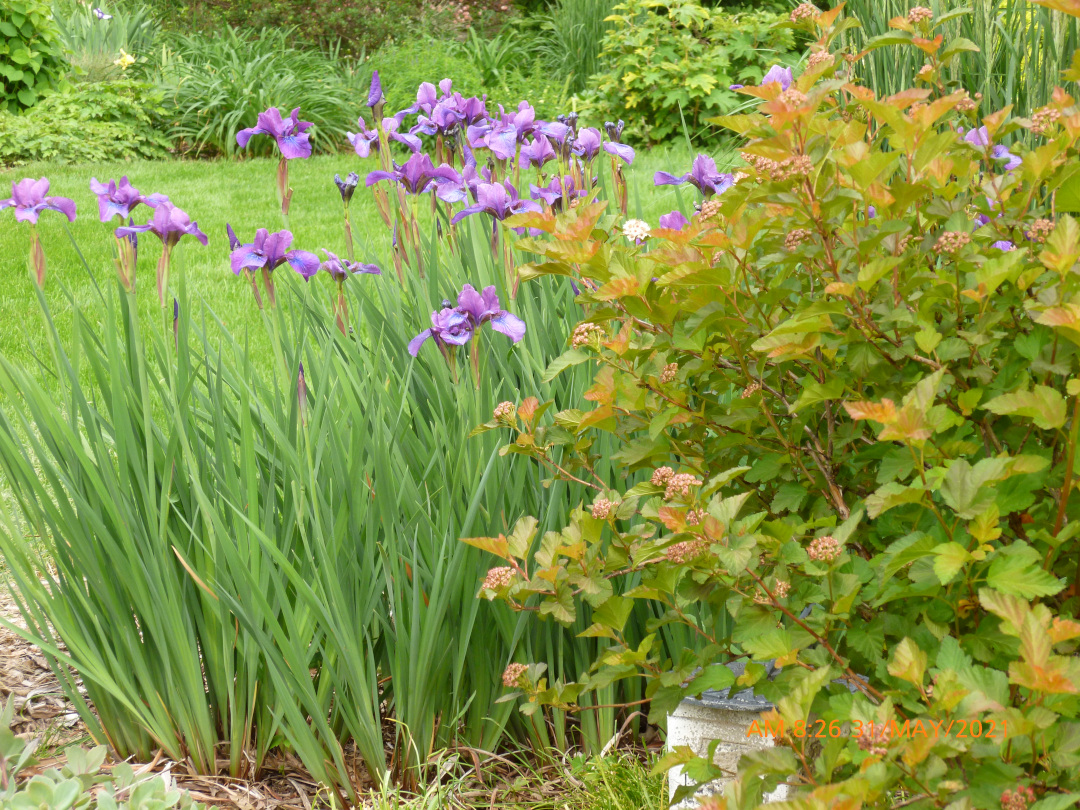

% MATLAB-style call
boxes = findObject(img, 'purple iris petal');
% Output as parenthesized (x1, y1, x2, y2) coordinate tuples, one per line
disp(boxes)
(991, 240, 1015, 251)
(347, 116, 380, 158)
(761, 65, 793, 90)
(236, 107, 313, 160)
(659, 210, 688, 230)
(963, 126, 990, 147)
(519, 135, 556, 170)
(115, 201, 207, 247)
(226, 223, 241, 251)
(1, 177, 77, 224)
(451, 181, 541, 224)
(867, 205, 876, 219)
(654, 154, 733, 198)
(287, 251, 321, 279)
(975, 214, 991, 228)
(321, 249, 381, 280)
(729, 84, 745, 90)
(455, 284, 525, 342)
(991, 144, 1022, 171)
(408, 307, 474, 356)
(89, 176, 164, 222)
(572, 128, 603, 161)
(602, 141, 635, 165)
(537, 120, 571, 144)
(366, 152, 462, 196)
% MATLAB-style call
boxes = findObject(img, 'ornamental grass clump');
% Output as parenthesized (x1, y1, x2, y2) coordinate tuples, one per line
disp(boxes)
(467, 2, 1080, 807)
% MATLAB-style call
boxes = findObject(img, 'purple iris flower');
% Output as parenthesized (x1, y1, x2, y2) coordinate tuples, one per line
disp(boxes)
(962, 126, 990, 147)
(729, 84, 745, 90)
(366, 152, 462, 197)
(467, 121, 518, 161)
(537, 120, 571, 145)
(991, 144, 1022, 171)
(236, 107, 313, 160)
(1, 177, 77, 224)
(654, 154, 735, 198)
(412, 99, 464, 138)
(991, 240, 1015, 251)
(603, 141, 635, 165)
(659, 210, 688, 230)
(761, 65, 793, 90)
(573, 127, 603, 162)
(868, 205, 877, 219)
(408, 306, 475, 356)
(320, 249, 381, 280)
(451, 181, 541, 224)
(347, 116, 380, 158)
(116, 201, 207, 247)
(89, 176, 166, 222)
(229, 228, 319, 279)
(456, 284, 526, 343)
(519, 135, 556, 170)
(974, 214, 991, 228)
(529, 175, 586, 208)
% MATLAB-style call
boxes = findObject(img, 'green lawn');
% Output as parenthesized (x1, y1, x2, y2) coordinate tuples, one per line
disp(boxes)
(0, 142, 717, 373)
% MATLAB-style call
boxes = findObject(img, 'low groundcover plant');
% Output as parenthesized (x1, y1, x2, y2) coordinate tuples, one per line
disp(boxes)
(468, 2, 1080, 808)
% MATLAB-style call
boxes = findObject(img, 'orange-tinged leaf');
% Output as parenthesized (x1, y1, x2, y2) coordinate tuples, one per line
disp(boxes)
(1050, 617, 1080, 644)
(1010, 660, 1079, 694)
(979, 589, 1029, 634)
(593, 276, 640, 301)
(658, 506, 684, 531)
(556, 200, 608, 241)
(461, 534, 510, 558)
(913, 34, 943, 55)
(579, 404, 617, 431)
(878, 406, 932, 442)
(518, 396, 540, 424)
(1030, 0, 1080, 16)
(844, 399, 897, 423)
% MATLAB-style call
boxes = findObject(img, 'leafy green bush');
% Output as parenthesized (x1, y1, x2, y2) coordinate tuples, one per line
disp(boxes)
(157, 26, 363, 156)
(51, 0, 161, 82)
(472, 3, 1080, 807)
(581, 0, 795, 144)
(364, 37, 485, 114)
(0, 79, 172, 165)
(0, 0, 69, 112)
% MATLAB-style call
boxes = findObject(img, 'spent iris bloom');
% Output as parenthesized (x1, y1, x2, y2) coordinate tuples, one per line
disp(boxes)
(366, 152, 462, 197)
(229, 228, 319, 279)
(320, 249, 381, 280)
(457, 283, 526, 344)
(659, 210, 688, 230)
(347, 116, 380, 158)
(89, 176, 166, 222)
(236, 107, 313, 160)
(408, 306, 474, 356)
(1, 177, 77, 224)
(761, 65, 793, 90)
(451, 181, 541, 224)
(654, 154, 735, 198)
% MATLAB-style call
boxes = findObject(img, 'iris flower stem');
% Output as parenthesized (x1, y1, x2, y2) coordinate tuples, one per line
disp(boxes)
(343, 206, 355, 263)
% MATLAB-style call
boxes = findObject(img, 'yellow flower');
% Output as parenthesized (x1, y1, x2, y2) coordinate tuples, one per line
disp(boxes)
(114, 49, 136, 70)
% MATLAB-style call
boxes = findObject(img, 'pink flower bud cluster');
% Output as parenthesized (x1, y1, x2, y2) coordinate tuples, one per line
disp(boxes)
(665, 539, 710, 564)
(502, 662, 529, 688)
(907, 6, 933, 23)
(494, 401, 516, 422)
(808, 535, 841, 562)
(686, 508, 705, 526)
(665, 473, 702, 501)
(1001, 787, 1036, 810)
(482, 566, 514, 591)
(743, 153, 813, 182)
(807, 50, 833, 69)
(741, 381, 762, 399)
(785, 228, 812, 251)
(933, 231, 971, 254)
(660, 362, 679, 384)
(1031, 107, 1061, 136)
(1027, 218, 1055, 243)
(790, 2, 819, 22)
(699, 198, 722, 219)
(856, 722, 891, 756)
(591, 498, 615, 519)
(777, 88, 809, 108)
(651, 466, 675, 486)
(571, 322, 606, 347)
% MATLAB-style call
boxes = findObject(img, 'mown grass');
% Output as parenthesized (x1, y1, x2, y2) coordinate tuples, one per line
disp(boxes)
(0, 142, 718, 379)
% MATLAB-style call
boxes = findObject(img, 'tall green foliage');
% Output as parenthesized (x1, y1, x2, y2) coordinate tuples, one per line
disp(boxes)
(840, 0, 1079, 123)
(533, 0, 619, 95)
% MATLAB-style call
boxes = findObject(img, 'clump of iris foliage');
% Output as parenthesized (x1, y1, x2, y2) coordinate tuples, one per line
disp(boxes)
(0, 70, 700, 804)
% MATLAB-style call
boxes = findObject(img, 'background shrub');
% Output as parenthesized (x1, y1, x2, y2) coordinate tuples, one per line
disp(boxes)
(157, 26, 363, 156)
(581, 0, 796, 144)
(0, 79, 172, 165)
(363, 37, 486, 112)
(0, 0, 69, 112)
